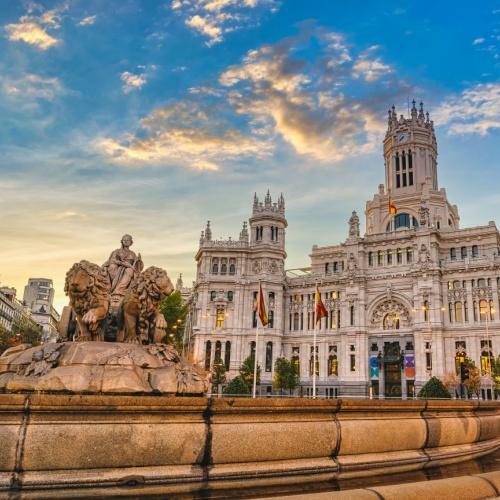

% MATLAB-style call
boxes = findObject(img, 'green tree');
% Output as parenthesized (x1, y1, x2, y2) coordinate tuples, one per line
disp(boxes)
(223, 375, 250, 396)
(0, 318, 41, 354)
(273, 357, 300, 395)
(159, 290, 187, 349)
(212, 357, 226, 386)
(418, 376, 451, 399)
(239, 354, 261, 386)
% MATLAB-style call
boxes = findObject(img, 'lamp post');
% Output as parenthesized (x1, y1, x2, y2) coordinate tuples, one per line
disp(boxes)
(485, 305, 495, 399)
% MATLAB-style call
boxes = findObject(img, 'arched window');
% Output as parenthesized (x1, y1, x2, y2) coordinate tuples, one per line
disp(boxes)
(215, 340, 222, 361)
(408, 149, 413, 185)
(397, 248, 403, 264)
(221, 258, 227, 274)
(325, 262, 331, 274)
(268, 310, 274, 328)
(383, 313, 399, 330)
(210, 291, 216, 301)
(227, 291, 233, 302)
(453, 280, 461, 289)
(464, 301, 469, 322)
(461, 246, 467, 259)
(386, 213, 419, 232)
(387, 249, 393, 264)
(328, 355, 338, 376)
(250, 341, 256, 357)
(215, 307, 225, 328)
(368, 252, 373, 266)
(450, 248, 456, 261)
(292, 355, 300, 375)
(229, 258, 236, 275)
(480, 340, 493, 373)
(455, 302, 463, 322)
(224, 341, 231, 370)
(479, 299, 488, 322)
(377, 251, 383, 265)
(406, 247, 413, 263)
(490, 300, 495, 320)
(205, 341, 212, 370)
(423, 301, 429, 322)
(449, 302, 453, 323)
(256, 226, 263, 241)
(473, 301, 478, 321)
(212, 258, 219, 274)
(293, 312, 300, 330)
(472, 245, 479, 258)
(265, 342, 273, 372)
(395, 152, 400, 188)
(350, 305, 355, 326)
(309, 346, 319, 376)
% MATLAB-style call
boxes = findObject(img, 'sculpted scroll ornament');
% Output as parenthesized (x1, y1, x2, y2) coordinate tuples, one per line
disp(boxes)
(371, 300, 411, 328)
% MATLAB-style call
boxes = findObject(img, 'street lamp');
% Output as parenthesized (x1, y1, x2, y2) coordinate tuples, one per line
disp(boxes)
(485, 306, 495, 398)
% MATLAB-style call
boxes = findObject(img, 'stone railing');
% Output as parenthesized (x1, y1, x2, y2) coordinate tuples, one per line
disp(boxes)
(0, 396, 498, 494)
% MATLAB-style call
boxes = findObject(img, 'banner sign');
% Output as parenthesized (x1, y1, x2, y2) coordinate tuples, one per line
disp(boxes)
(405, 355, 415, 379)
(370, 356, 379, 379)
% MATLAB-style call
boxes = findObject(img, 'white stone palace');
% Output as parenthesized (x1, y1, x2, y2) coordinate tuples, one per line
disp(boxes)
(190, 101, 499, 398)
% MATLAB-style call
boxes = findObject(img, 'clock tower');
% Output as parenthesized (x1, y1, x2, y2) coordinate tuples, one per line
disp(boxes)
(365, 100, 459, 235)
(383, 100, 438, 195)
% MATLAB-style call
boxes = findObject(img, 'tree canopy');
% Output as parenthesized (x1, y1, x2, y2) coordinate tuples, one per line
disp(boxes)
(418, 376, 451, 399)
(159, 290, 187, 349)
(273, 357, 300, 395)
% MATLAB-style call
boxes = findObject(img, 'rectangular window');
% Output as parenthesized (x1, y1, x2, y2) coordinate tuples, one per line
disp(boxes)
(396, 175, 401, 188)
(406, 248, 413, 263)
(215, 307, 225, 328)
(387, 250, 393, 264)
(368, 252, 373, 266)
(377, 251, 383, 265)
(397, 249, 402, 264)
(408, 171, 413, 185)
(350, 354, 356, 372)
(402, 173, 407, 187)
(426, 352, 432, 371)
(461, 247, 467, 259)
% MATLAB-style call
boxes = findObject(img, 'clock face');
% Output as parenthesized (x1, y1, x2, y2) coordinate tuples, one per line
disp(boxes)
(397, 133, 407, 144)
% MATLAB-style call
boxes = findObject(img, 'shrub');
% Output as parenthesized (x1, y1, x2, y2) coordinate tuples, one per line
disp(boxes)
(223, 375, 250, 396)
(418, 376, 451, 399)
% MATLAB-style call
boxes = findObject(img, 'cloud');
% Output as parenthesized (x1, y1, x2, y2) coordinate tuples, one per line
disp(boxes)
(473, 37, 485, 45)
(4, 5, 66, 50)
(96, 100, 272, 169)
(433, 83, 500, 135)
(353, 46, 393, 81)
(78, 15, 97, 27)
(171, 0, 279, 46)
(0, 73, 65, 102)
(120, 71, 147, 94)
(120, 65, 157, 94)
(99, 26, 411, 169)
(219, 28, 406, 162)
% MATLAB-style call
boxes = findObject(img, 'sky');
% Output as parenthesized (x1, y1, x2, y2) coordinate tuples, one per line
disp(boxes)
(0, 0, 499, 313)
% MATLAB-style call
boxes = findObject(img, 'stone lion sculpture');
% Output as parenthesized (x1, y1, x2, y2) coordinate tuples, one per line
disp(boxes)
(64, 260, 111, 341)
(118, 266, 174, 344)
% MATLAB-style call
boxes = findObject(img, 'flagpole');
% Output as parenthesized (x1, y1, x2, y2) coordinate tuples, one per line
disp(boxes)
(253, 280, 261, 399)
(252, 321, 259, 398)
(313, 314, 317, 399)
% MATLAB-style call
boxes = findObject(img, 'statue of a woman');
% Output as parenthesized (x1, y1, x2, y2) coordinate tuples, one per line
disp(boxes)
(103, 235, 143, 299)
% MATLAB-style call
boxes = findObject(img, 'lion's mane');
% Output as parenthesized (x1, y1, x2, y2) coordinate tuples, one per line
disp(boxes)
(126, 266, 173, 339)
(64, 260, 111, 320)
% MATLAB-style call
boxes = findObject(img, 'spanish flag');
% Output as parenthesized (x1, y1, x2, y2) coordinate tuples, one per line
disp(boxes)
(315, 286, 328, 324)
(388, 196, 397, 215)
(257, 282, 269, 327)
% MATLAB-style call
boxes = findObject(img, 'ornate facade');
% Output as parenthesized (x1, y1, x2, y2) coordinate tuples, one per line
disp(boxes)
(191, 101, 499, 398)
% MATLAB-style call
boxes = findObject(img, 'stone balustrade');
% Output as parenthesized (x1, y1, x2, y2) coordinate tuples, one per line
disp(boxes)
(0, 395, 498, 494)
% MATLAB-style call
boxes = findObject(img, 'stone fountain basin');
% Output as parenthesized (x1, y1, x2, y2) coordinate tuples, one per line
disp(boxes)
(0, 342, 207, 395)
(0, 395, 498, 494)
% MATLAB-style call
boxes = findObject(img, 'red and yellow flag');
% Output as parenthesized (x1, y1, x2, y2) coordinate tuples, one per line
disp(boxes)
(315, 286, 327, 324)
(257, 282, 269, 327)
(388, 196, 397, 215)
